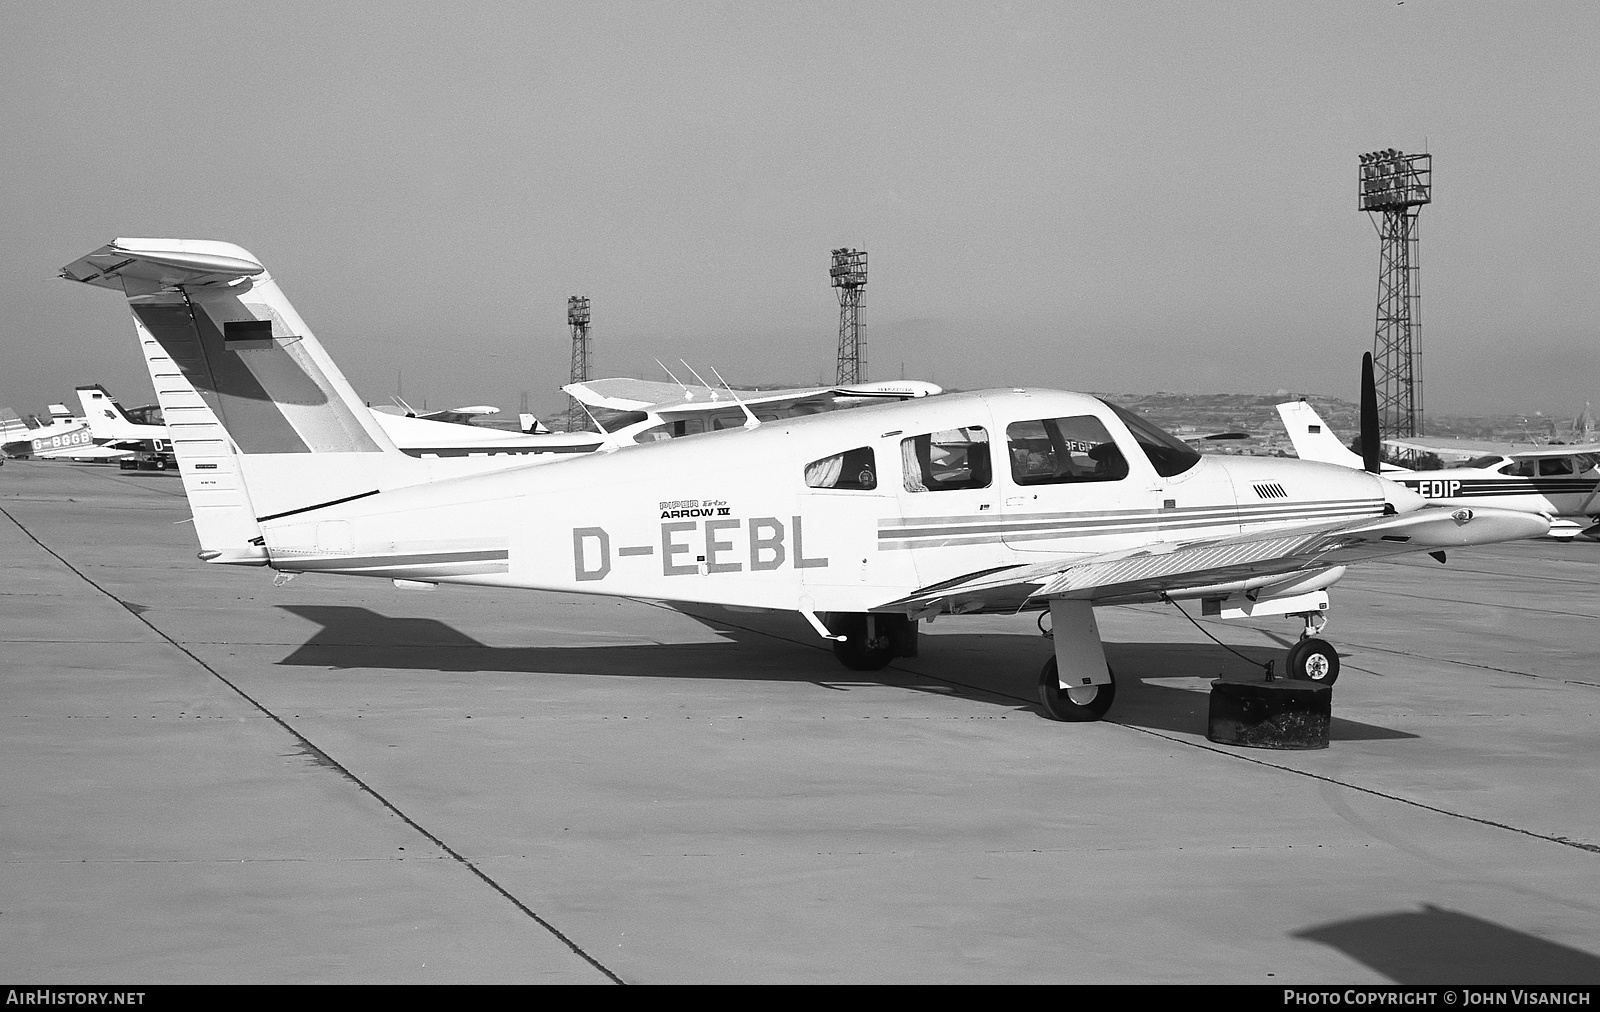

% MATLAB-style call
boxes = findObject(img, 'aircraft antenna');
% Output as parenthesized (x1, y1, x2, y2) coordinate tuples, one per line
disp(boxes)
(655, 359, 692, 396)
(830, 248, 868, 385)
(708, 365, 760, 429)
(564, 295, 593, 432)
(1359, 148, 1431, 450)
(679, 360, 721, 402)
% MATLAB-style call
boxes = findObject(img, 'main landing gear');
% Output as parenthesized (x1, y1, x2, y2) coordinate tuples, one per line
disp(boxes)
(825, 613, 917, 671)
(1282, 611, 1339, 685)
(1035, 599, 1119, 722)
(1038, 656, 1117, 722)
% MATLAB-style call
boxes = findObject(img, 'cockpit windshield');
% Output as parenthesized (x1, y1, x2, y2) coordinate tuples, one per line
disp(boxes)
(1101, 401, 1202, 478)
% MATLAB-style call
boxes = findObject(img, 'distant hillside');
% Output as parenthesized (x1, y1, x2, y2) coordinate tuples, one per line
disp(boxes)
(1096, 392, 1589, 454)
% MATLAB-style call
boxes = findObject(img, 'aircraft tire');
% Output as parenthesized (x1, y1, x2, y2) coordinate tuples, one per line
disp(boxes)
(827, 613, 897, 671)
(1037, 656, 1116, 722)
(831, 636, 893, 671)
(1285, 638, 1340, 685)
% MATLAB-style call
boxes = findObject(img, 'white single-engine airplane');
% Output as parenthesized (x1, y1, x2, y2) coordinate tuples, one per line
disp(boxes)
(0, 400, 126, 461)
(61, 239, 1551, 720)
(1277, 399, 1600, 539)
(75, 384, 174, 469)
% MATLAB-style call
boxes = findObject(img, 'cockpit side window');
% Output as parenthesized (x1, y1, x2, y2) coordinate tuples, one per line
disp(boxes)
(1539, 457, 1575, 476)
(901, 427, 991, 492)
(805, 446, 878, 490)
(1101, 401, 1201, 478)
(1006, 416, 1128, 485)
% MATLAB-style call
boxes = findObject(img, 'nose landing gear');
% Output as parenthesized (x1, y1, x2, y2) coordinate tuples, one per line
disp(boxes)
(1283, 611, 1339, 685)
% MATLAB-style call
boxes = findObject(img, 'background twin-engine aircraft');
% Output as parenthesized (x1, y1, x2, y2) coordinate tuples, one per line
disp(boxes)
(59, 238, 1550, 721)
(1277, 400, 1600, 539)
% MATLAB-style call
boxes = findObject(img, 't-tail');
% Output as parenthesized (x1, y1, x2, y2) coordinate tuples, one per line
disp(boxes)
(59, 239, 498, 565)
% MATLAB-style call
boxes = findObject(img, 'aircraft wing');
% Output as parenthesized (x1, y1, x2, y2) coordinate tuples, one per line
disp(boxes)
(565, 378, 940, 417)
(565, 378, 834, 414)
(879, 506, 1549, 613)
(1385, 436, 1600, 460)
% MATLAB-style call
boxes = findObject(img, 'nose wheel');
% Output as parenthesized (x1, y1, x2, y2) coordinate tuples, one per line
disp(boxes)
(1284, 637, 1339, 685)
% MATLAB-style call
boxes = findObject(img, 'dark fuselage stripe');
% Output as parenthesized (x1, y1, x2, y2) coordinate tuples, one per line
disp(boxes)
(258, 489, 382, 522)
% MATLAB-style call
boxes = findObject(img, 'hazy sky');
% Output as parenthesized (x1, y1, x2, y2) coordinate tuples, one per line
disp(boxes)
(3, 1, 1597, 420)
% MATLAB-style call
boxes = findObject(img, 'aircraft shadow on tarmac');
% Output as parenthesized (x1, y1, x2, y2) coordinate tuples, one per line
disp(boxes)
(1295, 903, 1600, 984)
(274, 604, 1413, 739)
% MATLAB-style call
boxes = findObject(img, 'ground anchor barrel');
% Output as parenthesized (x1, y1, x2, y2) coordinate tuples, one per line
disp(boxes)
(1206, 678, 1331, 749)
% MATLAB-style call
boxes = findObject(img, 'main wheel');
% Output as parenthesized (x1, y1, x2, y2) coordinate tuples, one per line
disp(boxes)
(1037, 656, 1116, 721)
(828, 613, 896, 671)
(1285, 637, 1340, 685)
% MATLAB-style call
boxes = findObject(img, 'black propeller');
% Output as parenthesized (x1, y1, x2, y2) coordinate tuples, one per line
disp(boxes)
(1359, 352, 1381, 474)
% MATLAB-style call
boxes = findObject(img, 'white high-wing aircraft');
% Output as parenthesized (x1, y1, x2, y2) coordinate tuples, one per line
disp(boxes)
(565, 375, 943, 443)
(364, 406, 602, 458)
(75, 380, 601, 468)
(60, 238, 1550, 720)
(383, 398, 503, 426)
(1277, 399, 1600, 539)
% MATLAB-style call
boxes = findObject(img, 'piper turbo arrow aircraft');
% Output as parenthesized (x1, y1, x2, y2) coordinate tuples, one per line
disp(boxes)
(1277, 399, 1600, 539)
(60, 239, 1551, 720)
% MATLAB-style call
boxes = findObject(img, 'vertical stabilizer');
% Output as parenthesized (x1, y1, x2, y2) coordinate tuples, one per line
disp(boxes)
(1275, 400, 1369, 471)
(60, 239, 430, 564)
(75, 385, 142, 442)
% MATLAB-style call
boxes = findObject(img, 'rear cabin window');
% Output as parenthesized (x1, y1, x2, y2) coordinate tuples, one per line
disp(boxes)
(901, 427, 991, 492)
(1499, 459, 1535, 477)
(1006, 416, 1128, 484)
(805, 446, 878, 490)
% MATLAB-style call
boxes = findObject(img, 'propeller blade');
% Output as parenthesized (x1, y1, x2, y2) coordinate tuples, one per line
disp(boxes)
(1360, 352, 1380, 474)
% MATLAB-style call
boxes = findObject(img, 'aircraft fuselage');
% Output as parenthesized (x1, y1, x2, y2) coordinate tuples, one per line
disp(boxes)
(258, 389, 1400, 614)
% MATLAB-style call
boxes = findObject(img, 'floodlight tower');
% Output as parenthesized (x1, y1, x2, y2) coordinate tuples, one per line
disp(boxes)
(830, 248, 868, 385)
(1359, 148, 1432, 442)
(564, 295, 592, 432)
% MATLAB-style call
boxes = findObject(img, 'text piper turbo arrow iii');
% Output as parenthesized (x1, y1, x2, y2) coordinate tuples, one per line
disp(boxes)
(60, 239, 1550, 720)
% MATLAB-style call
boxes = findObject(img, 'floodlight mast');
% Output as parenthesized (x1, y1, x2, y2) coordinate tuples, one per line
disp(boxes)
(1359, 149, 1432, 446)
(831, 248, 868, 385)
(565, 295, 592, 432)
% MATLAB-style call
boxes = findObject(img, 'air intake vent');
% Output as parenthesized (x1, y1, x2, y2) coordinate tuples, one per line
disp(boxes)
(1252, 482, 1288, 499)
